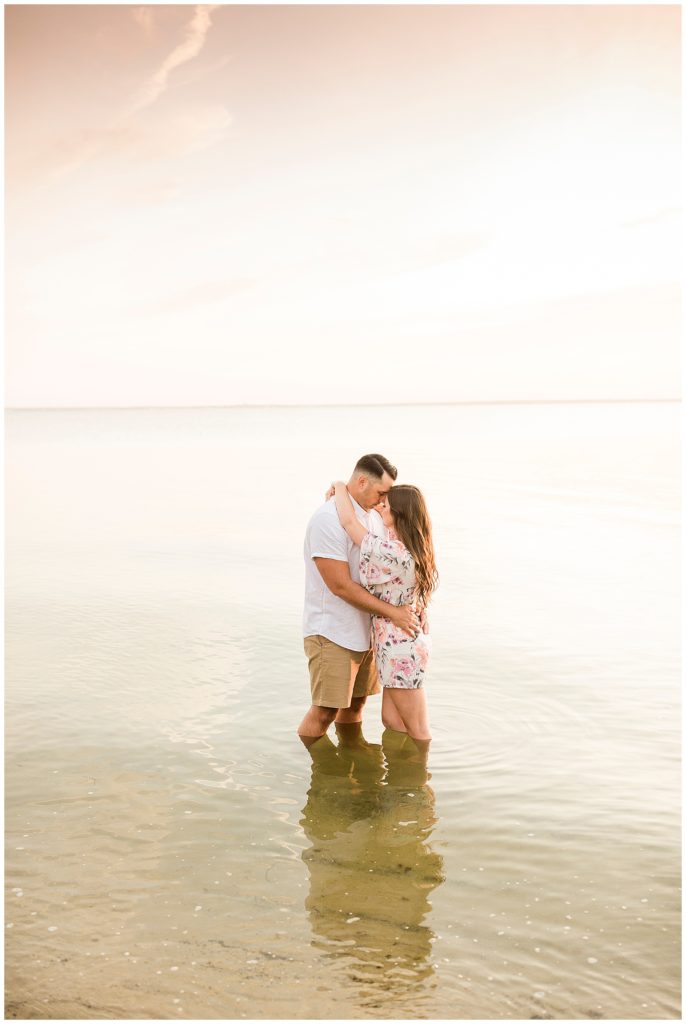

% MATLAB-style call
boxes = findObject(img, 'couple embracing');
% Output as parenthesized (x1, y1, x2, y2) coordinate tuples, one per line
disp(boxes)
(297, 453, 438, 748)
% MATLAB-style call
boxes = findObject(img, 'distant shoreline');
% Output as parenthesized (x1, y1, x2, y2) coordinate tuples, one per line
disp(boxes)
(4, 398, 681, 413)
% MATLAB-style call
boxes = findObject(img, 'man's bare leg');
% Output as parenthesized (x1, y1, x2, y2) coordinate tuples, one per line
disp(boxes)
(302, 730, 339, 762)
(335, 720, 378, 751)
(297, 705, 338, 748)
(334, 695, 367, 725)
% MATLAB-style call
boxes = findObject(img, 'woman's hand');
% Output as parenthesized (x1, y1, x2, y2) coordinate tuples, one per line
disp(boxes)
(325, 480, 346, 500)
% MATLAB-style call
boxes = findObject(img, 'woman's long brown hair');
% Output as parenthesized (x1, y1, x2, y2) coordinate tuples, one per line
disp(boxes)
(387, 485, 438, 608)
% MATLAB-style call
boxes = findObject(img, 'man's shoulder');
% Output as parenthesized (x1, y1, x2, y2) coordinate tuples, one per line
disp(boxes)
(305, 499, 349, 561)
(306, 499, 347, 541)
(307, 499, 340, 527)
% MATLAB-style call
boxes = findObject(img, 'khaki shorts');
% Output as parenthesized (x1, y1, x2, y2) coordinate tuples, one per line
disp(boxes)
(303, 635, 381, 709)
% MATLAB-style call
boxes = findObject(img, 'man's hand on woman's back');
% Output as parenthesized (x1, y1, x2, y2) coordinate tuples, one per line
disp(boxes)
(388, 604, 422, 638)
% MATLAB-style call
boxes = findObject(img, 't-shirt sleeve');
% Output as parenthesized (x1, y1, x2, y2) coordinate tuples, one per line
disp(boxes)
(309, 513, 349, 563)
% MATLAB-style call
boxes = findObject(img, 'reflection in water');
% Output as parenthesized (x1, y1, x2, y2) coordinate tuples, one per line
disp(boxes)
(299, 726, 445, 1009)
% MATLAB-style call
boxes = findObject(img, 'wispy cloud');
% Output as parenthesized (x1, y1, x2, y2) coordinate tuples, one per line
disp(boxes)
(141, 277, 259, 316)
(117, 178, 182, 206)
(35, 103, 231, 185)
(128, 4, 221, 115)
(23, 4, 226, 185)
(621, 206, 680, 229)
(132, 6, 155, 36)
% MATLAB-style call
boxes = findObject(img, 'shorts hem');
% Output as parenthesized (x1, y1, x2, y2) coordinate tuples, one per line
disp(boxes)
(382, 683, 424, 690)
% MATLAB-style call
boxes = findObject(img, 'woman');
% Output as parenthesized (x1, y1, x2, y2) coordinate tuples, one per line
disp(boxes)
(331, 481, 438, 743)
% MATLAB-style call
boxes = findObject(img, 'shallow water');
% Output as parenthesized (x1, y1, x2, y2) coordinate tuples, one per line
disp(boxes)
(4, 402, 681, 1019)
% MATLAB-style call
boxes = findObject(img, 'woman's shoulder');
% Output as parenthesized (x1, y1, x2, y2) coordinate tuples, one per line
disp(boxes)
(363, 531, 413, 562)
(386, 529, 412, 554)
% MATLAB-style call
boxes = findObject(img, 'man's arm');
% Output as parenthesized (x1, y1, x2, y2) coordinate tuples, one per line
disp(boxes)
(314, 557, 420, 637)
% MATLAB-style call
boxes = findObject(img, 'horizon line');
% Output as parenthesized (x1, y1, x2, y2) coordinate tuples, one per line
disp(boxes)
(3, 397, 681, 412)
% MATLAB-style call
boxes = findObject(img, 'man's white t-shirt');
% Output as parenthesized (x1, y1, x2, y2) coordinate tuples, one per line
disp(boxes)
(303, 495, 386, 652)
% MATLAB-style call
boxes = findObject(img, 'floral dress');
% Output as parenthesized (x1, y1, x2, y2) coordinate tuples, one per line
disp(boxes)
(359, 531, 431, 689)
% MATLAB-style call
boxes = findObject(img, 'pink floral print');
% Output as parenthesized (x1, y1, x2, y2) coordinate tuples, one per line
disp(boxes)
(359, 532, 431, 689)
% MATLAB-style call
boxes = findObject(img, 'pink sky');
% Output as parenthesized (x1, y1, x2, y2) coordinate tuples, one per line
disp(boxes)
(5, 4, 681, 407)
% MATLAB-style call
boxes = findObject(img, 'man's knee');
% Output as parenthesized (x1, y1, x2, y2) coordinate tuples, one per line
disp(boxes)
(349, 695, 367, 712)
(312, 705, 338, 726)
(297, 704, 338, 739)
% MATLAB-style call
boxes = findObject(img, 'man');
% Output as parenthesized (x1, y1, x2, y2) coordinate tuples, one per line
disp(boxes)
(298, 453, 421, 745)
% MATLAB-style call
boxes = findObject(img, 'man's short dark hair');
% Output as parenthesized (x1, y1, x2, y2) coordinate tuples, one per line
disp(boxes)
(354, 453, 398, 481)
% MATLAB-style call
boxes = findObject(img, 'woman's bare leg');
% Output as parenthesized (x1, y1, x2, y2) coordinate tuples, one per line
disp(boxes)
(402, 734, 431, 769)
(385, 688, 431, 742)
(381, 727, 408, 758)
(381, 689, 407, 733)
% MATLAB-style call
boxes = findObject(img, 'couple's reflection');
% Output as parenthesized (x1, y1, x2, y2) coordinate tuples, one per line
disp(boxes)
(299, 724, 444, 1004)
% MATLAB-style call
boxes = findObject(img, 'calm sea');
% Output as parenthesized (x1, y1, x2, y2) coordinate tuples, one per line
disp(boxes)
(4, 402, 681, 1020)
